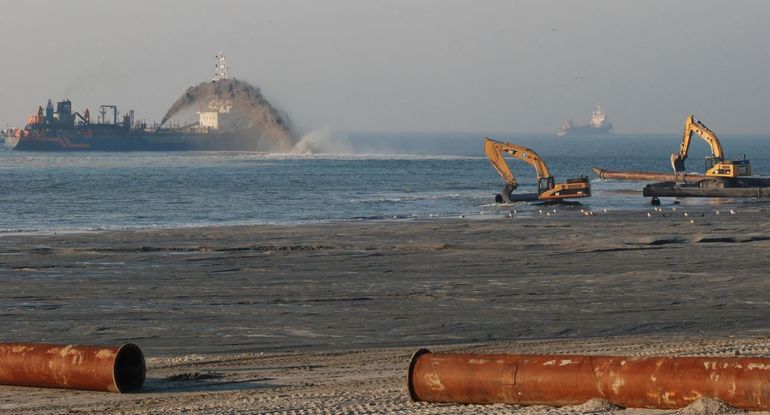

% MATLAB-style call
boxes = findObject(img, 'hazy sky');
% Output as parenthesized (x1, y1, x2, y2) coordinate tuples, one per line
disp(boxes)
(2, 1, 769, 134)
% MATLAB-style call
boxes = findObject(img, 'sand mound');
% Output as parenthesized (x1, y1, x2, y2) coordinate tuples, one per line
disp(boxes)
(677, 398, 742, 415)
(161, 78, 295, 152)
(563, 398, 621, 412)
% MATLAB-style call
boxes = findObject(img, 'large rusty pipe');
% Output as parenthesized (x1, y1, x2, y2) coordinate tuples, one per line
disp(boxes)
(592, 167, 704, 184)
(0, 343, 145, 392)
(408, 349, 770, 410)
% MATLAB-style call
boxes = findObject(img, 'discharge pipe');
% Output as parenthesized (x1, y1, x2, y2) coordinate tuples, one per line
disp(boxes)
(0, 343, 145, 393)
(408, 349, 770, 410)
(592, 167, 704, 184)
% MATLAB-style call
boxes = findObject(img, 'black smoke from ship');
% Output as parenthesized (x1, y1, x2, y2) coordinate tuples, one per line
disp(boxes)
(160, 79, 295, 152)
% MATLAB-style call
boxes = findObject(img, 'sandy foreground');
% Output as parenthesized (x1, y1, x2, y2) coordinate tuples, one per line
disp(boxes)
(0, 206, 769, 414)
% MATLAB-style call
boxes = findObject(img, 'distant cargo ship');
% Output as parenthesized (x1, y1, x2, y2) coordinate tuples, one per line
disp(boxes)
(557, 106, 613, 136)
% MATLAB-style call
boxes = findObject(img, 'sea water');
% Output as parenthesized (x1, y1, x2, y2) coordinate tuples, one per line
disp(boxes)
(1, 133, 769, 232)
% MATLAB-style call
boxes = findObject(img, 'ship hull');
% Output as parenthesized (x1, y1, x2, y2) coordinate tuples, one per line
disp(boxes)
(557, 124, 613, 137)
(14, 132, 273, 152)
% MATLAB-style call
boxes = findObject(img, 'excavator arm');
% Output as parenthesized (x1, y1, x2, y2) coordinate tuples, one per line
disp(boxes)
(671, 115, 725, 173)
(484, 138, 552, 185)
(484, 138, 516, 190)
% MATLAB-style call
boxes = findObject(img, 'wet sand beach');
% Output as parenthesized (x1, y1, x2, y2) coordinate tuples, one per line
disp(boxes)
(1, 207, 769, 413)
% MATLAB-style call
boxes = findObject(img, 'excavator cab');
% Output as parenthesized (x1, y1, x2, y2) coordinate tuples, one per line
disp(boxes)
(538, 177, 555, 194)
(704, 157, 751, 178)
(539, 176, 591, 201)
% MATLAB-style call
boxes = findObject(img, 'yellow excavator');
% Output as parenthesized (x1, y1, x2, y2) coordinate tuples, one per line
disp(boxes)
(484, 137, 590, 203)
(671, 115, 751, 179)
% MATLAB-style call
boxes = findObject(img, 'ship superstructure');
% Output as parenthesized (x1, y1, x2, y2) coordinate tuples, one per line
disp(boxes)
(199, 52, 237, 132)
(589, 106, 608, 128)
(194, 54, 253, 135)
(212, 51, 229, 82)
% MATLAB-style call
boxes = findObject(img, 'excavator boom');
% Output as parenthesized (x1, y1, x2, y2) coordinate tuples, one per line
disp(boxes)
(484, 137, 590, 203)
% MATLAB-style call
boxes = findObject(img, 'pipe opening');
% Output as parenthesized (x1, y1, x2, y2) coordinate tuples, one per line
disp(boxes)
(407, 348, 431, 401)
(113, 344, 146, 393)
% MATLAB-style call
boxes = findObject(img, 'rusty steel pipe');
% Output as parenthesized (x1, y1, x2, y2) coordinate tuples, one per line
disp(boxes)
(592, 167, 705, 184)
(408, 349, 770, 410)
(0, 343, 145, 392)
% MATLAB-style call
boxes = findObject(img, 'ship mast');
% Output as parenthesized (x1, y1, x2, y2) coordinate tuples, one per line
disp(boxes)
(212, 52, 229, 82)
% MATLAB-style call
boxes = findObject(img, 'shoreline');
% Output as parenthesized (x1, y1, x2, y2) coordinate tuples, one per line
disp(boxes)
(0, 199, 762, 236)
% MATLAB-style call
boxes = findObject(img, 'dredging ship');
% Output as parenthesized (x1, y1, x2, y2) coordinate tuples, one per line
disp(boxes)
(12, 99, 262, 151)
(557, 106, 613, 136)
(11, 53, 285, 152)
